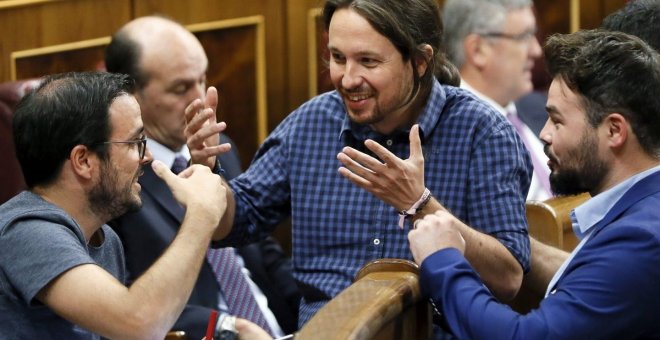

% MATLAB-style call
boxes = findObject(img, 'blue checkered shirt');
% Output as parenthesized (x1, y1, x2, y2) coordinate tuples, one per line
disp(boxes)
(222, 79, 532, 326)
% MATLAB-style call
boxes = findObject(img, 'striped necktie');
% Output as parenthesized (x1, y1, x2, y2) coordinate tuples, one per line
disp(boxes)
(206, 248, 274, 336)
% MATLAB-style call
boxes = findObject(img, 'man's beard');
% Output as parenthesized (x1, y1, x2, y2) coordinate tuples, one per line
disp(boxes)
(548, 130, 608, 196)
(88, 159, 141, 221)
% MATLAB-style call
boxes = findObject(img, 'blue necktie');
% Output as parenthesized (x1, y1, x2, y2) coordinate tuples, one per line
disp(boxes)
(171, 155, 188, 175)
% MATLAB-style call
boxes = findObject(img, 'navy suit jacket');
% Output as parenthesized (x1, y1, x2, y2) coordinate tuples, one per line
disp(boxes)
(421, 170, 660, 339)
(515, 91, 548, 137)
(110, 137, 300, 339)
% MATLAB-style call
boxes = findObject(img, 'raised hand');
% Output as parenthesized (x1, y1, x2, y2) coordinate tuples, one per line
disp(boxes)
(336, 124, 426, 211)
(152, 160, 227, 228)
(184, 86, 232, 169)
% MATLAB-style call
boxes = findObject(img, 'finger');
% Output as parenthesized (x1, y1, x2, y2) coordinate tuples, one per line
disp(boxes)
(151, 160, 179, 185)
(364, 139, 401, 167)
(205, 86, 218, 111)
(184, 98, 204, 124)
(337, 152, 377, 179)
(409, 124, 423, 160)
(339, 146, 383, 171)
(190, 143, 232, 159)
(338, 166, 374, 189)
(187, 122, 226, 148)
(177, 163, 211, 179)
(186, 107, 216, 136)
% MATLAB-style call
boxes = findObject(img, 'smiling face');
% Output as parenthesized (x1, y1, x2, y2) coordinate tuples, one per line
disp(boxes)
(88, 94, 152, 220)
(541, 78, 609, 196)
(328, 8, 419, 135)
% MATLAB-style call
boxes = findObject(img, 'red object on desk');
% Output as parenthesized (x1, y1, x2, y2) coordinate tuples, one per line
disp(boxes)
(205, 310, 219, 340)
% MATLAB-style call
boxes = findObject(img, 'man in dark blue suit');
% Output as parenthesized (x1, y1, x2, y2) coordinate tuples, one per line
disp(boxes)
(409, 29, 660, 338)
(106, 16, 300, 339)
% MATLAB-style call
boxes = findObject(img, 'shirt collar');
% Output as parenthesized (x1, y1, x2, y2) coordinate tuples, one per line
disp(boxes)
(572, 165, 660, 238)
(460, 79, 514, 117)
(338, 78, 446, 143)
(146, 137, 190, 168)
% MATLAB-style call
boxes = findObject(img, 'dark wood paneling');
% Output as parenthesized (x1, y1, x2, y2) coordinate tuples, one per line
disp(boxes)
(0, 0, 130, 81)
(196, 25, 259, 171)
(580, 0, 626, 29)
(13, 42, 107, 79)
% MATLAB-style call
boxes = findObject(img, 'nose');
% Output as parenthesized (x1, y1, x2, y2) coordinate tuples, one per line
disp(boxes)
(341, 61, 363, 90)
(539, 118, 552, 144)
(142, 146, 154, 164)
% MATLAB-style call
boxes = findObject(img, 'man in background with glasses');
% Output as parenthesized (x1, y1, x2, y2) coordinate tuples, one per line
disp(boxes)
(443, 0, 552, 200)
(0, 72, 244, 338)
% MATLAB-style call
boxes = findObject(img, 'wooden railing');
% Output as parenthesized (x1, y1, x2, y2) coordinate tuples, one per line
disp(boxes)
(296, 259, 431, 340)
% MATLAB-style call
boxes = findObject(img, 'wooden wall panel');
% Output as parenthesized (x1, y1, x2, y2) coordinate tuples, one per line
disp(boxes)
(134, 0, 288, 133)
(579, 0, 626, 29)
(12, 38, 108, 80)
(285, 0, 324, 110)
(191, 19, 264, 171)
(0, 0, 130, 81)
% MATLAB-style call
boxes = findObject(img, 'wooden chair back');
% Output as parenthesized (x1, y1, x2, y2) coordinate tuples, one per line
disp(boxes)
(526, 193, 590, 252)
(296, 259, 431, 340)
(509, 193, 591, 313)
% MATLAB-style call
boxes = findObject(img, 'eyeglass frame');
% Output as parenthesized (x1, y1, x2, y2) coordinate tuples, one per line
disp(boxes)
(478, 30, 537, 44)
(92, 136, 147, 160)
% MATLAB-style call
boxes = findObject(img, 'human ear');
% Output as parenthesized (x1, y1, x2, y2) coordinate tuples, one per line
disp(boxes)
(69, 145, 97, 180)
(415, 44, 434, 76)
(604, 113, 628, 148)
(464, 33, 490, 69)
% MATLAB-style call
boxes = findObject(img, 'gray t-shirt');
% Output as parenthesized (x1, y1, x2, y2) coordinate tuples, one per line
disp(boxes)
(0, 191, 126, 339)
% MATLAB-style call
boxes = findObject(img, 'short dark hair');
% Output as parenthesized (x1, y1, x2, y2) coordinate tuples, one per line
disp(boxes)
(544, 29, 660, 157)
(13, 72, 135, 188)
(105, 30, 148, 88)
(322, 0, 460, 102)
(602, 0, 660, 52)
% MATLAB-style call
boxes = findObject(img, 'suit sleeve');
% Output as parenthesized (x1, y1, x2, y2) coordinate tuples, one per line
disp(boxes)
(420, 225, 660, 339)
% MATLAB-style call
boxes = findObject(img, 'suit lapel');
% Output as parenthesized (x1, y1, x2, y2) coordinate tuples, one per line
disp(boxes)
(140, 165, 185, 223)
(590, 170, 660, 236)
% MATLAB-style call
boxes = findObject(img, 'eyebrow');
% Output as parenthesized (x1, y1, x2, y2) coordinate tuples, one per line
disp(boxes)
(128, 127, 145, 139)
(546, 105, 562, 118)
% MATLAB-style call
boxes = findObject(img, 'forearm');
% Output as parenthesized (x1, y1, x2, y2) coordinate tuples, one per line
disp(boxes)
(525, 237, 569, 296)
(40, 208, 218, 340)
(212, 178, 235, 241)
(415, 200, 522, 301)
(123, 206, 218, 337)
(458, 222, 523, 301)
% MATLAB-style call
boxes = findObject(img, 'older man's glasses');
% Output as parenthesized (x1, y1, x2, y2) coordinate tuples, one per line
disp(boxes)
(96, 136, 147, 160)
(479, 30, 536, 44)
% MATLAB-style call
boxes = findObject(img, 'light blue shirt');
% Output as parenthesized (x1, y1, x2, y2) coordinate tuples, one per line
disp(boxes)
(546, 165, 660, 296)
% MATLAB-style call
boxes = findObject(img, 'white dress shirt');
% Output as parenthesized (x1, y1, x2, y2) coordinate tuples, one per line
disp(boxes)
(460, 81, 552, 201)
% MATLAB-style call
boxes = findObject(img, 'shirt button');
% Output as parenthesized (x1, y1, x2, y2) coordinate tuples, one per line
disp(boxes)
(385, 139, 393, 146)
(373, 238, 381, 245)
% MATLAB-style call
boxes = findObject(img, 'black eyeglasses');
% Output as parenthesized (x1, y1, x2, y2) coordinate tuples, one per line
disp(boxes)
(95, 136, 147, 160)
(479, 30, 536, 44)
